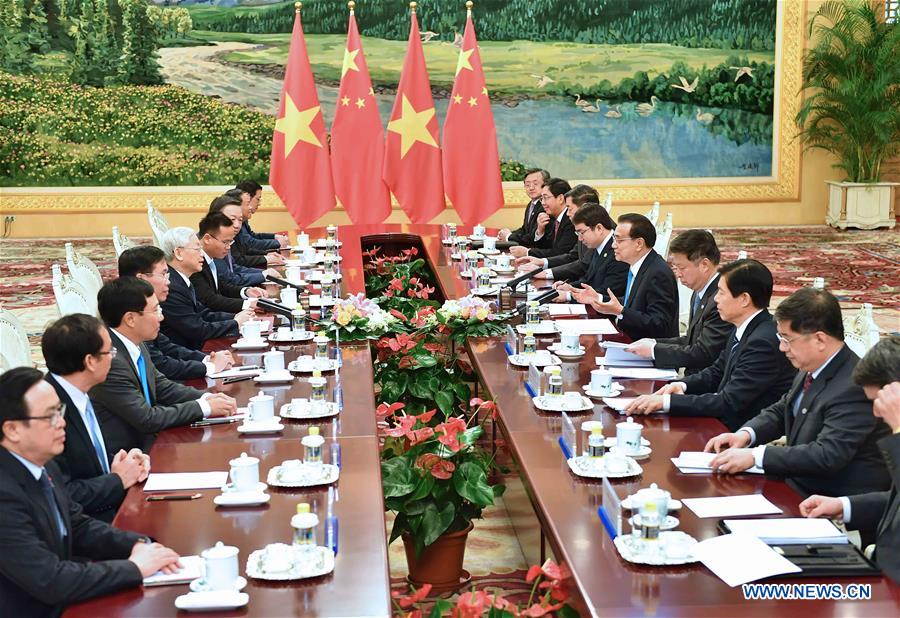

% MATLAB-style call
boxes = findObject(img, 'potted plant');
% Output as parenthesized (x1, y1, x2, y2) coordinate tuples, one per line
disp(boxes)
(795, 0, 899, 229)
(380, 399, 505, 594)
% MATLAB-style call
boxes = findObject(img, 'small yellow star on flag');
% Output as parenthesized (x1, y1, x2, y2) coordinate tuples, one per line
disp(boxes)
(482, 87, 488, 96)
(355, 97, 366, 109)
(340, 96, 350, 106)
(467, 96, 478, 107)
(274, 93, 322, 157)
(341, 48, 360, 78)
(453, 94, 463, 104)
(387, 94, 438, 158)
(455, 47, 475, 76)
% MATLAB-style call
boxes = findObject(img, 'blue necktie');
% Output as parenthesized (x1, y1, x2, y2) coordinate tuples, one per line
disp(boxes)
(39, 470, 66, 542)
(692, 294, 702, 319)
(136, 353, 152, 404)
(227, 253, 235, 272)
(83, 399, 109, 473)
(209, 259, 219, 290)
(624, 270, 635, 306)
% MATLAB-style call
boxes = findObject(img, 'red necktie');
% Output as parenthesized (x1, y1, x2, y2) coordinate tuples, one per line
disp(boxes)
(552, 219, 559, 242)
(802, 372, 813, 392)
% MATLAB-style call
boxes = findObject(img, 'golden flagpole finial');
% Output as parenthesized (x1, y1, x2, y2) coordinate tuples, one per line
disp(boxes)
(466, 1, 474, 11)
(348, 1, 355, 11)
(294, 2, 301, 12)
(410, 2, 417, 14)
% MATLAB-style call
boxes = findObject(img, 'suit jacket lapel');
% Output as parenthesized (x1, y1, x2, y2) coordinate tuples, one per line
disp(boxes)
(687, 275, 719, 340)
(45, 375, 102, 477)
(782, 372, 806, 439)
(2, 450, 66, 557)
(627, 251, 656, 307)
(790, 346, 850, 440)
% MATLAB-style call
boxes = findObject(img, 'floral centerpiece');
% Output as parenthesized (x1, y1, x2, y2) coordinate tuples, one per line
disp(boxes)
(435, 296, 511, 345)
(325, 293, 402, 341)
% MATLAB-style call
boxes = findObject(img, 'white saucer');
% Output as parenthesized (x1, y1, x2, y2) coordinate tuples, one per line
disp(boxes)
(450, 252, 463, 260)
(280, 401, 340, 420)
(189, 576, 248, 593)
(232, 339, 269, 350)
(610, 444, 652, 460)
(237, 420, 284, 434)
(516, 322, 557, 335)
(582, 384, 625, 398)
(471, 286, 501, 297)
(269, 331, 315, 343)
(621, 496, 682, 511)
(313, 240, 343, 249)
(491, 266, 516, 275)
(508, 352, 561, 368)
(478, 248, 500, 256)
(532, 393, 594, 413)
(629, 514, 680, 531)
(468, 234, 486, 241)
(308, 295, 338, 307)
(603, 436, 651, 449)
(548, 343, 586, 358)
(288, 358, 339, 373)
(221, 481, 268, 494)
(306, 271, 343, 282)
(214, 492, 271, 507)
(175, 591, 249, 612)
(254, 371, 294, 384)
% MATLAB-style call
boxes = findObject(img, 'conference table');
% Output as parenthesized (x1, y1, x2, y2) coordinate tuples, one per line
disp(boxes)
(67, 224, 898, 617)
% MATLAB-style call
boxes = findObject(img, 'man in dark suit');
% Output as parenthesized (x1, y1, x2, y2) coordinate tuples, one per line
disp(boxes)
(705, 289, 891, 497)
(209, 194, 282, 287)
(508, 178, 577, 260)
(192, 211, 265, 315)
(159, 226, 254, 351)
(41, 315, 149, 522)
(575, 213, 679, 340)
(626, 229, 731, 374)
(626, 259, 795, 431)
(235, 181, 289, 254)
(0, 367, 181, 617)
(497, 168, 549, 246)
(799, 336, 900, 584)
(119, 245, 233, 380)
(90, 278, 237, 454)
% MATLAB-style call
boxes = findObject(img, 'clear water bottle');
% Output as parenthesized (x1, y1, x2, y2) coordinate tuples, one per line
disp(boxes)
(525, 300, 540, 326)
(314, 335, 329, 360)
(302, 426, 324, 467)
(522, 330, 537, 356)
(547, 367, 563, 396)
(448, 223, 457, 243)
(588, 427, 606, 458)
(291, 502, 319, 550)
(291, 307, 307, 333)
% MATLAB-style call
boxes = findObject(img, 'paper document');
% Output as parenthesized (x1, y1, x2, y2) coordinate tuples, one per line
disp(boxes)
(143, 555, 203, 586)
(682, 494, 782, 518)
(594, 364, 679, 380)
(209, 367, 263, 379)
(143, 472, 228, 492)
(547, 304, 588, 317)
(600, 346, 653, 367)
(722, 518, 849, 545)
(693, 533, 801, 587)
(555, 319, 617, 335)
(671, 451, 764, 475)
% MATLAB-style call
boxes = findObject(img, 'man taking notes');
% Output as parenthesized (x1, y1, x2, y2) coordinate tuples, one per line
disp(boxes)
(508, 178, 577, 259)
(497, 168, 549, 245)
(704, 288, 890, 497)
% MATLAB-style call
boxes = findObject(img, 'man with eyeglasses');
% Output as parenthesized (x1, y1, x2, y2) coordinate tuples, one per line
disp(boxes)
(192, 211, 266, 315)
(704, 288, 890, 498)
(0, 367, 182, 617)
(208, 194, 281, 287)
(119, 245, 234, 381)
(41, 314, 150, 522)
(509, 178, 577, 259)
(91, 277, 238, 454)
(497, 168, 549, 245)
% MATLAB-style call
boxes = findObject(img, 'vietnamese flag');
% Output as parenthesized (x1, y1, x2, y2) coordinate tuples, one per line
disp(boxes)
(443, 5, 504, 225)
(383, 5, 445, 224)
(269, 4, 335, 228)
(331, 5, 390, 224)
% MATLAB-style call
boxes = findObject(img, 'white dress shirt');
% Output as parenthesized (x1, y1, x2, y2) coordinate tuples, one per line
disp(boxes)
(648, 272, 719, 359)
(51, 373, 109, 467)
(202, 251, 251, 306)
(534, 209, 566, 242)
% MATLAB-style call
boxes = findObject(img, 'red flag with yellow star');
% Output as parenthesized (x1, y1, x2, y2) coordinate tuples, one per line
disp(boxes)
(442, 7, 503, 225)
(331, 6, 390, 224)
(383, 6, 444, 224)
(269, 5, 334, 228)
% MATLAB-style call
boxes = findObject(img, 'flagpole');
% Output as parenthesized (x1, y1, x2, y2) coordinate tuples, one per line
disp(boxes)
(348, 1, 354, 14)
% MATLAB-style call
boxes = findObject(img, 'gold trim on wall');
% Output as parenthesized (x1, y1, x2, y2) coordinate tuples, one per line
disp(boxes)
(0, 2, 803, 214)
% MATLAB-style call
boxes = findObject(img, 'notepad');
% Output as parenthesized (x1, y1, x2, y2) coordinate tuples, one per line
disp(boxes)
(555, 319, 617, 335)
(143, 472, 228, 492)
(693, 534, 801, 587)
(682, 494, 782, 518)
(671, 451, 764, 475)
(143, 555, 203, 586)
(722, 518, 849, 545)
(547, 304, 588, 317)
(595, 364, 679, 380)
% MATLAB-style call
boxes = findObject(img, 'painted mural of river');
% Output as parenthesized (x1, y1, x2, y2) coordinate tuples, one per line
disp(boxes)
(159, 43, 773, 181)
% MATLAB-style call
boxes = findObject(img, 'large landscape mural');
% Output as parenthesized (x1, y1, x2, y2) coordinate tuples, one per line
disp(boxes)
(0, 0, 778, 186)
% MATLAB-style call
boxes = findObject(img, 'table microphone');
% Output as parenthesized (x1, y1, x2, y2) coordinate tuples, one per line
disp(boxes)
(512, 288, 559, 315)
(506, 267, 544, 290)
(265, 274, 305, 292)
(256, 298, 293, 318)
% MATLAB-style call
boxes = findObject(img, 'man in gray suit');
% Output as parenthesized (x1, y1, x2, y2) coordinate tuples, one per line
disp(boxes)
(705, 289, 891, 498)
(626, 230, 731, 375)
(799, 336, 899, 584)
(90, 278, 237, 454)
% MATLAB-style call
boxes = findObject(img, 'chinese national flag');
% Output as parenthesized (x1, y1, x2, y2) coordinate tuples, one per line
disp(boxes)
(269, 7, 335, 228)
(331, 9, 390, 224)
(443, 9, 504, 225)
(383, 8, 445, 224)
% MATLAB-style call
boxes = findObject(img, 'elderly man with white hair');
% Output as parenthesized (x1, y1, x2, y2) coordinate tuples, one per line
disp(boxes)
(159, 227, 255, 350)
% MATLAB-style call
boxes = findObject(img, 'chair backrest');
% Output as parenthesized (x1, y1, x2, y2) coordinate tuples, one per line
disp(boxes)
(646, 201, 660, 226)
(654, 212, 673, 258)
(844, 303, 880, 357)
(737, 250, 748, 260)
(604, 192, 613, 211)
(52, 264, 95, 317)
(676, 280, 693, 336)
(0, 308, 32, 372)
(148, 200, 170, 248)
(65, 242, 103, 302)
(112, 225, 137, 257)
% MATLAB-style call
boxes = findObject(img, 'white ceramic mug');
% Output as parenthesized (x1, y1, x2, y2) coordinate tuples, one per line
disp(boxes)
(473, 224, 485, 238)
(483, 236, 497, 251)
(201, 541, 240, 589)
(590, 369, 613, 393)
(560, 332, 580, 352)
(263, 350, 285, 373)
(241, 320, 263, 341)
(296, 232, 310, 248)
(303, 246, 318, 263)
(286, 266, 303, 283)
(280, 287, 297, 307)
(495, 254, 511, 269)
(248, 391, 274, 423)
(616, 417, 643, 455)
(228, 453, 259, 491)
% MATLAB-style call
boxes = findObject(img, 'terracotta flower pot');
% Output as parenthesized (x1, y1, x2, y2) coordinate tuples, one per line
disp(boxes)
(402, 523, 474, 594)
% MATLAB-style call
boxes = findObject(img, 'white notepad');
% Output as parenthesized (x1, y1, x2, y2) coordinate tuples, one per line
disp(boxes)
(143, 555, 203, 586)
(594, 364, 679, 380)
(600, 345, 653, 367)
(671, 451, 764, 475)
(546, 304, 588, 317)
(722, 518, 849, 545)
(143, 472, 228, 492)
(693, 533, 801, 587)
(682, 494, 782, 518)
(555, 319, 617, 335)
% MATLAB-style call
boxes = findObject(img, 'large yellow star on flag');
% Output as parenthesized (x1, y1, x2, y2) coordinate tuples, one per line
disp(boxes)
(387, 94, 438, 158)
(455, 47, 474, 76)
(341, 48, 360, 78)
(274, 93, 322, 157)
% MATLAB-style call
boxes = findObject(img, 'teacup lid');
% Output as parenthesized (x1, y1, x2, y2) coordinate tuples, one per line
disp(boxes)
(308, 427, 320, 436)
(617, 417, 641, 428)
(203, 541, 238, 559)
(581, 420, 603, 431)
(314, 335, 329, 343)
(230, 452, 258, 466)
(636, 482, 669, 501)
(251, 390, 272, 400)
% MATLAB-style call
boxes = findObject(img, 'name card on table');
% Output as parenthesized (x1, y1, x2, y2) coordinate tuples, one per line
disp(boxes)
(599, 476, 623, 539)
(505, 325, 518, 356)
(526, 363, 542, 397)
(559, 412, 576, 460)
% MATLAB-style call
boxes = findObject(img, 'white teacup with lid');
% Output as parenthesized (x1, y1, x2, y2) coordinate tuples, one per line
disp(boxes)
(200, 541, 240, 590)
(227, 452, 260, 492)
(633, 482, 670, 517)
(248, 390, 275, 423)
(616, 417, 643, 455)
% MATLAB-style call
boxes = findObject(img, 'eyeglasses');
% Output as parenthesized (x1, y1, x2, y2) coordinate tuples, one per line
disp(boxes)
(94, 347, 118, 359)
(209, 236, 235, 247)
(540, 195, 554, 203)
(775, 332, 814, 347)
(612, 235, 636, 243)
(181, 246, 202, 253)
(139, 306, 164, 317)
(523, 181, 542, 189)
(574, 228, 591, 238)
(145, 270, 170, 282)
(8, 403, 66, 428)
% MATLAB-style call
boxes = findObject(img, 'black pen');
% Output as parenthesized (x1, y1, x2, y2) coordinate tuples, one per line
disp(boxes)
(190, 418, 240, 427)
(223, 375, 254, 384)
(146, 493, 202, 502)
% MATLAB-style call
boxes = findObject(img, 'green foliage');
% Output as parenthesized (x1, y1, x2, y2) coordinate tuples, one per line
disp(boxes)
(69, 0, 118, 86)
(117, 0, 162, 85)
(795, 0, 900, 182)
(191, 0, 775, 50)
(0, 73, 273, 186)
(0, 1, 34, 74)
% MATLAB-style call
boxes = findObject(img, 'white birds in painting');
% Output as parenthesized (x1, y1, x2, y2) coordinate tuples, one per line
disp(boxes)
(695, 107, 714, 124)
(605, 104, 622, 118)
(420, 30, 439, 43)
(636, 95, 660, 116)
(730, 66, 754, 82)
(580, 99, 602, 113)
(575, 94, 590, 107)
(530, 74, 554, 88)
(671, 76, 698, 93)
(452, 32, 464, 49)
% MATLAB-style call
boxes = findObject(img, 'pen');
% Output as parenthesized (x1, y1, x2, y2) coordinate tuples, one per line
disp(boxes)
(223, 375, 254, 384)
(190, 418, 240, 427)
(146, 493, 202, 502)
(234, 365, 261, 372)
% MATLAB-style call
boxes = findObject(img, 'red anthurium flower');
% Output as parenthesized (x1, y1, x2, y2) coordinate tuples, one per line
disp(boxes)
(520, 601, 565, 617)
(409, 427, 435, 446)
(389, 309, 408, 321)
(415, 453, 441, 471)
(423, 342, 445, 355)
(435, 417, 467, 452)
(397, 356, 414, 369)
(391, 583, 432, 609)
(389, 278, 405, 291)
(376, 402, 405, 421)
(416, 409, 437, 423)
(429, 459, 455, 480)
(453, 590, 490, 618)
(382, 415, 416, 438)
